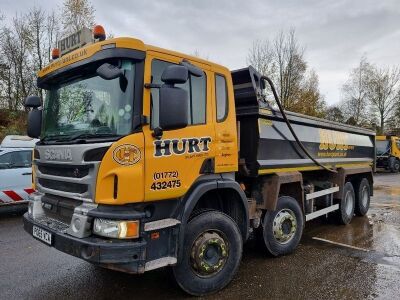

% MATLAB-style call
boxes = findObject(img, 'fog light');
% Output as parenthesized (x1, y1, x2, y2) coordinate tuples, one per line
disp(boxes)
(93, 219, 139, 239)
(72, 217, 81, 232)
(28, 201, 33, 216)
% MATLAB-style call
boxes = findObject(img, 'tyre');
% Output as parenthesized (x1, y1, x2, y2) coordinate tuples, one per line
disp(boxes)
(172, 210, 243, 296)
(336, 182, 355, 225)
(355, 178, 370, 216)
(262, 196, 303, 257)
(391, 159, 400, 173)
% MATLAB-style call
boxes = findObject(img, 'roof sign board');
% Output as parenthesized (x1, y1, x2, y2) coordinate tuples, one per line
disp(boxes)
(57, 27, 93, 56)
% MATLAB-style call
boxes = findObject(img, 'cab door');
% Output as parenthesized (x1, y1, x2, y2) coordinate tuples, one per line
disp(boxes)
(143, 53, 215, 202)
(212, 70, 238, 173)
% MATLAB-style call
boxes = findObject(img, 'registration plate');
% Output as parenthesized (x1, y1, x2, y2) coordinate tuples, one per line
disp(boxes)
(32, 226, 52, 245)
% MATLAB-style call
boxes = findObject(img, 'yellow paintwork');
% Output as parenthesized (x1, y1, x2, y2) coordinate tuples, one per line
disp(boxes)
(39, 37, 146, 78)
(95, 133, 145, 204)
(141, 51, 237, 202)
(376, 135, 400, 158)
(258, 162, 373, 175)
(38, 37, 237, 204)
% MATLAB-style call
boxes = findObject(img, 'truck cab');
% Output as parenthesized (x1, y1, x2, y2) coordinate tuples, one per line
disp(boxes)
(376, 135, 400, 172)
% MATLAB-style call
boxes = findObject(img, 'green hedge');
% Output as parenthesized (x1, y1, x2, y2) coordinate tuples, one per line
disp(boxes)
(0, 109, 28, 142)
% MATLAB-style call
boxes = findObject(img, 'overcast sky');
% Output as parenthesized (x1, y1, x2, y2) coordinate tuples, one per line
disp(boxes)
(2, 0, 400, 104)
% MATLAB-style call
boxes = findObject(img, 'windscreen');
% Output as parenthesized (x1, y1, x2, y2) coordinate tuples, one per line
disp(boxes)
(41, 59, 135, 141)
(376, 140, 390, 155)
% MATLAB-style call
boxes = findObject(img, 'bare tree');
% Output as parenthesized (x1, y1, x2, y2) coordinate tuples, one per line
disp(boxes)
(61, 0, 95, 35)
(192, 49, 209, 60)
(325, 105, 345, 123)
(46, 11, 61, 62)
(0, 14, 36, 110)
(368, 66, 400, 134)
(29, 7, 46, 71)
(247, 29, 324, 116)
(247, 39, 276, 78)
(274, 30, 306, 109)
(341, 57, 372, 126)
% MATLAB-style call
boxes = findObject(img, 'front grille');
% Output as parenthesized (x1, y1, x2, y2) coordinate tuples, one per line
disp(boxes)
(39, 178, 88, 194)
(37, 163, 90, 178)
(42, 194, 82, 224)
(34, 144, 111, 202)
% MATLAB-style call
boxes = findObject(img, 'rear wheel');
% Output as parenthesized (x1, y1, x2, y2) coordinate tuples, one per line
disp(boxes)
(172, 210, 242, 296)
(391, 158, 400, 173)
(336, 182, 355, 224)
(262, 196, 303, 256)
(355, 178, 370, 216)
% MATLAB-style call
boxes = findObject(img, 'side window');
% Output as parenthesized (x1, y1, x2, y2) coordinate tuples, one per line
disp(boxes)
(0, 152, 12, 169)
(150, 59, 206, 128)
(215, 74, 228, 122)
(10, 151, 32, 168)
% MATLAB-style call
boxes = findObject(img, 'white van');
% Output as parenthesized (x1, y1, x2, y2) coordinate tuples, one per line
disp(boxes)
(0, 135, 39, 148)
(0, 136, 37, 206)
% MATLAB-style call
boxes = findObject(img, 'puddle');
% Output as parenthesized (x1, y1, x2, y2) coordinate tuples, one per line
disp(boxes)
(306, 205, 400, 270)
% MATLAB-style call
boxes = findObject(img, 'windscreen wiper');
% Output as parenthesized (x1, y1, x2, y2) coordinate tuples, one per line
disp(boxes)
(64, 132, 118, 142)
(41, 132, 119, 144)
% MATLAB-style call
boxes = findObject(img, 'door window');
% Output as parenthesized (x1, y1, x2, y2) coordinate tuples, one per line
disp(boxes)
(0, 152, 12, 169)
(215, 74, 228, 122)
(11, 151, 32, 168)
(0, 151, 32, 169)
(150, 59, 206, 128)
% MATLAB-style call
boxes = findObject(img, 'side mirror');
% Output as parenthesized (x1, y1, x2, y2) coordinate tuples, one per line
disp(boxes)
(25, 95, 41, 108)
(161, 65, 188, 85)
(96, 63, 124, 80)
(27, 109, 42, 138)
(25, 95, 42, 138)
(159, 86, 188, 131)
(180, 60, 203, 77)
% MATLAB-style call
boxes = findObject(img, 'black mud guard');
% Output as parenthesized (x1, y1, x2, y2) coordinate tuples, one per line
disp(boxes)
(175, 176, 249, 260)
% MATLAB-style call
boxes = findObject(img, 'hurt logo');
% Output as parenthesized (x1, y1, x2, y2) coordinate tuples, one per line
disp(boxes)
(113, 144, 141, 165)
(154, 137, 212, 157)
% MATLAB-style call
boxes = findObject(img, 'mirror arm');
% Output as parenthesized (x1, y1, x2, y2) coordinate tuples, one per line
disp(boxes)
(152, 127, 163, 140)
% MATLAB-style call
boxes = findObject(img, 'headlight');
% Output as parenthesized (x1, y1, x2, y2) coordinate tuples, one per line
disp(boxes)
(93, 218, 139, 239)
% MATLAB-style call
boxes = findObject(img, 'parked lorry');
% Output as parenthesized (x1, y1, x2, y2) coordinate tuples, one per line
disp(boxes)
(23, 26, 375, 296)
(376, 135, 400, 172)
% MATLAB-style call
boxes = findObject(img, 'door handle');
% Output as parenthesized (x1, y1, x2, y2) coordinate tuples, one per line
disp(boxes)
(22, 172, 32, 175)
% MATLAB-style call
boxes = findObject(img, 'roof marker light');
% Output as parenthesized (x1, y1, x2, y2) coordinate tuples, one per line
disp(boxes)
(93, 25, 106, 41)
(51, 48, 60, 59)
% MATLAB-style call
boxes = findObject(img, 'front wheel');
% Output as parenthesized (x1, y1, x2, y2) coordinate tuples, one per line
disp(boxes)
(262, 196, 304, 257)
(172, 210, 242, 296)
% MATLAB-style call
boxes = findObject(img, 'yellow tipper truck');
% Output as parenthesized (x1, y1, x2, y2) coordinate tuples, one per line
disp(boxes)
(24, 26, 375, 296)
(376, 135, 400, 172)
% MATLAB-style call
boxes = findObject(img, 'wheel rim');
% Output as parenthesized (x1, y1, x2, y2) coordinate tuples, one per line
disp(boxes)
(344, 190, 354, 215)
(361, 186, 369, 208)
(272, 209, 297, 244)
(190, 231, 229, 277)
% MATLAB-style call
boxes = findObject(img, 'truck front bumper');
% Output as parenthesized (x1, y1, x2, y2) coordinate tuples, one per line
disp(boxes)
(23, 213, 147, 273)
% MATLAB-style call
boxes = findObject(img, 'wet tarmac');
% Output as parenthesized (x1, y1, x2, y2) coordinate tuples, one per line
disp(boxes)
(0, 173, 399, 299)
